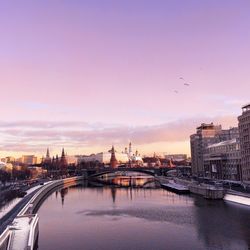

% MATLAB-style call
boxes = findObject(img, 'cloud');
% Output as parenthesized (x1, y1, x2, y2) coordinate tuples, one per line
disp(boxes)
(0, 115, 238, 155)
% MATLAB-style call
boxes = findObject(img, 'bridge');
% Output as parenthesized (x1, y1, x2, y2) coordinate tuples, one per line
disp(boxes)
(87, 167, 173, 178)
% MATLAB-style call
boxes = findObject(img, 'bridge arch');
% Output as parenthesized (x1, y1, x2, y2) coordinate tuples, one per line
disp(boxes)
(88, 168, 156, 178)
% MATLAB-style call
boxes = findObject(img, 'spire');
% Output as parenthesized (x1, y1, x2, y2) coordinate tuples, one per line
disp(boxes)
(61, 148, 65, 158)
(46, 148, 50, 158)
(129, 142, 132, 154)
(44, 148, 51, 165)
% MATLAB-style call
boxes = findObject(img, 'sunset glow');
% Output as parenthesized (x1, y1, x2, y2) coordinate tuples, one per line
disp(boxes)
(0, 0, 249, 157)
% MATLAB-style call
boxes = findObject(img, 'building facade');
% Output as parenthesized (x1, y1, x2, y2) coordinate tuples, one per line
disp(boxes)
(190, 123, 240, 178)
(165, 154, 187, 162)
(79, 152, 130, 165)
(190, 123, 222, 177)
(203, 138, 242, 181)
(20, 155, 38, 165)
(238, 104, 250, 184)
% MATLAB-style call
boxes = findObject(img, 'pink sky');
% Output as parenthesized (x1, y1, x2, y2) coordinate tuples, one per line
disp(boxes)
(0, 1, 249, 157)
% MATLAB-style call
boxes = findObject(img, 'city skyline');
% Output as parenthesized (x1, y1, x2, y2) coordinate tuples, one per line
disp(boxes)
(1, 1, 250, 157)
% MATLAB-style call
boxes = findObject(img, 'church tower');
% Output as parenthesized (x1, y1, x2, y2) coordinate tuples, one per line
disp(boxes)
(110, 145, 118, 168)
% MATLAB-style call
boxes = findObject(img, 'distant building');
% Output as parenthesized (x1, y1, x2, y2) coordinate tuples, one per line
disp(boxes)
(190, 123, 239, 177)
(79, 152, 129, 165)
(165, 154, 187, 162)
(190, 123, 222, 177)
(65, 155, 78, 165)
(21, 155, 38, 165)
(79, 142, 143, 166)
(238, 103, 250, 184)
(203, 138, 242, 181)
(0, 161, 13, 172)
(1, 156, 16, 163)
(28, 166, 46, 179)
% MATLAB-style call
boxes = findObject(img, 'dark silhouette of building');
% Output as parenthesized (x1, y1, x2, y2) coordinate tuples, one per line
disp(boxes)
(44, 148, 51, 164)
(110, 146, 118, 168)
(60, 148, 68, 175)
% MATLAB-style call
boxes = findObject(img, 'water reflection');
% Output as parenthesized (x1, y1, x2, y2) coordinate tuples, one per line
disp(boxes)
(60, 188, 68, 206)
(37, 180, 250, 250)
(193, 197, 250, 249)
(96, 172, 157, 188)
(110, 187, 116, 203)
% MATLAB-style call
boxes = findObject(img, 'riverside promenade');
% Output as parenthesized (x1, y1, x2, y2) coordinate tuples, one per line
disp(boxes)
(0, 185, 42, 235)
(0, 176, 84, 250)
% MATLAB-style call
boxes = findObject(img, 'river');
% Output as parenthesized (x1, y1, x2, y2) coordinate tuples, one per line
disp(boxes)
(37, 177, 250, 250)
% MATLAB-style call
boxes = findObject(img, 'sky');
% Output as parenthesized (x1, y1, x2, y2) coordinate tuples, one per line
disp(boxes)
(0, 0, 250, 157)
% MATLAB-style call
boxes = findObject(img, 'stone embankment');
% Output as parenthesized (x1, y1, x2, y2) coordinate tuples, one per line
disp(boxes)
(0, 176, 84, 250)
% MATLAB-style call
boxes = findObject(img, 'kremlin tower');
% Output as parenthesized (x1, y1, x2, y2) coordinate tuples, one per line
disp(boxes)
(110, 145, 118, 168)
(60, 148, 68, 175)
(44, 148, 51, 164)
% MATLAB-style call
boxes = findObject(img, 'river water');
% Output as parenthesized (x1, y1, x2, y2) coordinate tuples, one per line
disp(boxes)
(37, 177, 250, 250)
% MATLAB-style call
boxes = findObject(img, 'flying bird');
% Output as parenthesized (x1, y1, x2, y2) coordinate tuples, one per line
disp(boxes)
(174, 90, 179, 94)
(184, 83, 190, 86)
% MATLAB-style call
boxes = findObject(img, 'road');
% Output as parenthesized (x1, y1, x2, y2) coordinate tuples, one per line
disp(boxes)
(0, 186, 42, 235)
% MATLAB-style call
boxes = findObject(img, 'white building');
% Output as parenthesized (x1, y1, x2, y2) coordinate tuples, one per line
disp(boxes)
(79, 142, 143, 165)
(79, 152, 129, 164)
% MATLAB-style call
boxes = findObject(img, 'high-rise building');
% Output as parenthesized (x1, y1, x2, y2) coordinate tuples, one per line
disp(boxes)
(238, 104, 250, 184)
(190, 123, 222, 177)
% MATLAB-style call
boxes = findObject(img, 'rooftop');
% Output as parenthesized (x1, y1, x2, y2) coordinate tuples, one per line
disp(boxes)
(242, 103, 250, 112)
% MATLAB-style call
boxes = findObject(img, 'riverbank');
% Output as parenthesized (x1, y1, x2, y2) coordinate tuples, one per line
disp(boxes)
(0, 176, 84, 250)
(224, 190, 250, 206)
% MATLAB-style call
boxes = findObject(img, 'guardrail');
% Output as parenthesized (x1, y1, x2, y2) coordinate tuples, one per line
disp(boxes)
(0, 228, 11, 250)
(27, 214, 39, 250)
(0, 176, 84, 250)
